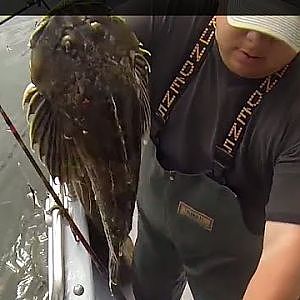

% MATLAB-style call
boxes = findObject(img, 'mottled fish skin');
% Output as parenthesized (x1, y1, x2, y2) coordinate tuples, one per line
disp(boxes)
(22, 11, 150, 288)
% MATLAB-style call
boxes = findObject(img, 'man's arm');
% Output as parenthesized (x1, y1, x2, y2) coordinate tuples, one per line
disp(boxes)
(243, 221, 300, 300)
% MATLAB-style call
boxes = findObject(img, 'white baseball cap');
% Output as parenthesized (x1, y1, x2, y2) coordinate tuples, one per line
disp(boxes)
(226, 0, 300, 52)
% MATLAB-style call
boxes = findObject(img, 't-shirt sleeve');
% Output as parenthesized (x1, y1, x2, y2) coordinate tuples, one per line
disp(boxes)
(266, 117, 300, 224)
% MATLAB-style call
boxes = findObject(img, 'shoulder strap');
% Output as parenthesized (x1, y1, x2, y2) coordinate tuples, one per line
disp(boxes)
(151, 16, 216, 139)
(211, 64, 290, 181)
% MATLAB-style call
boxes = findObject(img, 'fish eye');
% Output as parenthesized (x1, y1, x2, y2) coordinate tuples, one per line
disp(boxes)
(90, 21, 102, 32)
(61, 35, 72, 53)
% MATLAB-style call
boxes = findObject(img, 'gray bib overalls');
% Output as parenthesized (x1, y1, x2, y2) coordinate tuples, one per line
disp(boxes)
(132, 137, 263, 300)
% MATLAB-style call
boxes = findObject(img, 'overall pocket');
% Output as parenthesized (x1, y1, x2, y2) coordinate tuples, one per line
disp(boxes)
(168, 174, 263, 260)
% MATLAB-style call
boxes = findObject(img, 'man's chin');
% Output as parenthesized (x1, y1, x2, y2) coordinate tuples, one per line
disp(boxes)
(226, 60, 271, 79)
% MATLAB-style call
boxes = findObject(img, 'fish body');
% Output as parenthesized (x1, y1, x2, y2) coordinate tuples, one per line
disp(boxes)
(22, 6, 150, 289)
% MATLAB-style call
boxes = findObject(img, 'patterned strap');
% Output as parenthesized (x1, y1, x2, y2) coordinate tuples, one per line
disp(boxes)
(214, 64, 290, 173)
(152, 16, 216, 134)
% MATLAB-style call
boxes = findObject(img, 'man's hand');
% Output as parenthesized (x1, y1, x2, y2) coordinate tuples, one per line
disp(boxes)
(243, 221, 300, 300)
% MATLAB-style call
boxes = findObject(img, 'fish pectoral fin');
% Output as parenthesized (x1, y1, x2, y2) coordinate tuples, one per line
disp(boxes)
(120, 236, 134, 267)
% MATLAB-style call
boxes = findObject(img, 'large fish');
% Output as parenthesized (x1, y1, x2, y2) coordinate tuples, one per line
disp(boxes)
(22, 2, 151, 290)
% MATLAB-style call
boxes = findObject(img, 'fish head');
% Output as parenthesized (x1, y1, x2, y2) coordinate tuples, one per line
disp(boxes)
(29, 15, 146, 137)
(29, 15, 140, 98)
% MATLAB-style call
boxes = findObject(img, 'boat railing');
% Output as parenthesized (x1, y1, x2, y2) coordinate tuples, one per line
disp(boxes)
(45, 178, 95, 300)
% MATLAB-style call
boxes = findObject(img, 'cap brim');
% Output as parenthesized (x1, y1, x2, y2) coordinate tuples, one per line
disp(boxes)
(227, 15, 300, 52)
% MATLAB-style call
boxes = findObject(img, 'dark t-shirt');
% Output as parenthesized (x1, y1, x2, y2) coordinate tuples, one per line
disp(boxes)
(116, 7, 300, 233)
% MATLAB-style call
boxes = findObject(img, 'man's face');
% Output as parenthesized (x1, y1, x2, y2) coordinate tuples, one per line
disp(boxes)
(215, 16, 297, 79)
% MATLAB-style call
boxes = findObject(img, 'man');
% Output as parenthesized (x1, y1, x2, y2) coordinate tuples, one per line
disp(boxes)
(113, 0, 300, 299)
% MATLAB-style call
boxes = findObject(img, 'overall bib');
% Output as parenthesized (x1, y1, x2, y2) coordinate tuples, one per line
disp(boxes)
(132, 139, 262, 300)
(131, 17, 290, 300)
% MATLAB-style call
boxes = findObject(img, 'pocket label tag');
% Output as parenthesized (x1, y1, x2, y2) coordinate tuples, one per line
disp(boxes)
(177, 201, 214, 232)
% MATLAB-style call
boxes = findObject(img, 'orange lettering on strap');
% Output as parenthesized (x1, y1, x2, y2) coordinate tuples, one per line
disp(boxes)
(229, 122, 243, 142)
(237, 107, 252, 125)
(157, 103, 168, 118)
(261, 76, 274, 93)
(154, 17, 216, 123)
(190, 43, 206, 62)
(276, 65, 289, 78)
(175, 76, 186, 85)
(162, 90, 176, 108)
(247, 90, 263, 107)
(223, 138, 235, 154)
(180, 60, 195, 77)
(219, 63, 289, 158)
(199, 28, 211, 45)
(170, 77, 185, 94)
